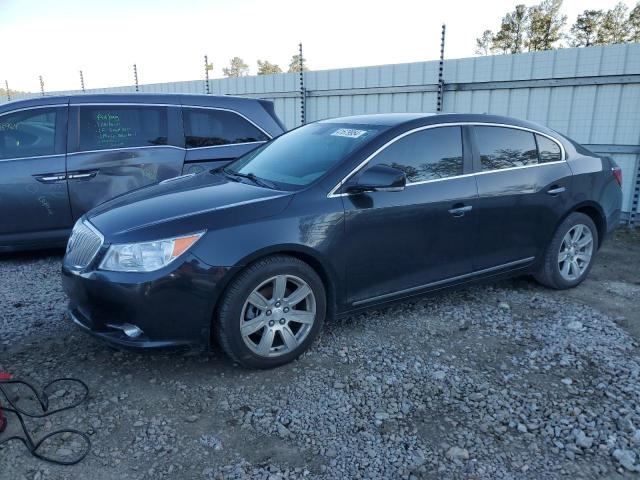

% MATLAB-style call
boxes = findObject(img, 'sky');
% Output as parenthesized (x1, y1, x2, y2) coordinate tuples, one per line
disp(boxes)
(0, 0, 636, 92)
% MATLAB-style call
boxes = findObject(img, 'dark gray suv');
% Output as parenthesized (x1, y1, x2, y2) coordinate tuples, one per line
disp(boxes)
(0, 94, 285, 251)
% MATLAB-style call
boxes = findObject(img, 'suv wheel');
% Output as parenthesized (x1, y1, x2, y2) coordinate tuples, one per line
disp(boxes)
(535, 212, 598, 290)
(215, 255, 326, 369)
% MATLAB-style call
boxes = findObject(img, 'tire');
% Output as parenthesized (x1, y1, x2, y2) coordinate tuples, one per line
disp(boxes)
(214, 255, 326, 369)
(535, 212, 598, 290)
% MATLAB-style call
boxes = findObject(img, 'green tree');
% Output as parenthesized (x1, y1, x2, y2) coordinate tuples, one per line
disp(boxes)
(630, 2, 640, 42)
(475, 30, 495, 55)
(288, 54, 308, 73)
(222, 57, 249, 78)
(598, 2, 631, 44)
(527, 0, 567, 51)
(256, 60, 282, 75)
(570, 10, 604, 47)
(492, 4, 529, 54)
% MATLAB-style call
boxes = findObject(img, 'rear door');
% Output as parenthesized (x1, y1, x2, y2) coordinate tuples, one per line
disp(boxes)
(343, 125, 478, 305)
(471, 125, 572, 270)
(181, 107, 270, 174)
(0, 104, 72, 247)
(66, 103, 184, 219)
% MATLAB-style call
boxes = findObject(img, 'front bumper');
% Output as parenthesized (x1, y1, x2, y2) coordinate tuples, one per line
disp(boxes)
(62, 253, 231, 350)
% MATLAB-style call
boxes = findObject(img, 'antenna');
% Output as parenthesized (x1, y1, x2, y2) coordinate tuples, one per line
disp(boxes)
(39, 75, 45, 96)
(436, 24, 446, 112)
(4, 80, 10, 101)
(79, 70, 86, 93)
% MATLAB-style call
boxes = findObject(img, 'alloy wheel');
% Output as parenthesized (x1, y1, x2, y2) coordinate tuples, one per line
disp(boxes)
(240, 275, 316, 357)
(557, 224, 593, 281)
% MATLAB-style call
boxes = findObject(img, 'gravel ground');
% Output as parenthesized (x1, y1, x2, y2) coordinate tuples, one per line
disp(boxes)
(1, 229, 639, 480)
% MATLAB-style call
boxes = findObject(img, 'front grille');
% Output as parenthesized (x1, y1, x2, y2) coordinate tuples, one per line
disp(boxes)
(64, 220, 103, 270)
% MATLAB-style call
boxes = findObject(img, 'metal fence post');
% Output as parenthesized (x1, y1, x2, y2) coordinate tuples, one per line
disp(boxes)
(133, 64, 139, 92)
(39, 76, 45, 96)
(630, 155, 640, 227)
(204, 55, 211, 94)
(436, 24, 446, 112)
(299, 42, 306, 125)
(4, 80, 10, 101)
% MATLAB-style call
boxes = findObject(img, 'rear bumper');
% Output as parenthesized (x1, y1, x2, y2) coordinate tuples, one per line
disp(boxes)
(62, 254, 231, 350)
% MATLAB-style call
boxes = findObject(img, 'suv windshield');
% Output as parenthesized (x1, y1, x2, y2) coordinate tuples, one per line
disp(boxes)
(223, 122, 388, 190)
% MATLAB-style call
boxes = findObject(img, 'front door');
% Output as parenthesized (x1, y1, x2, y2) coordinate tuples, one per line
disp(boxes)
(342, 125, 478, 306)
(0, 105, 72, 248)
(66, 103, 185, 219)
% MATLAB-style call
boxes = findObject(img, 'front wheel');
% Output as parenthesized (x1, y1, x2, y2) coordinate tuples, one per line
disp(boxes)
(535, 212, 598, 290)
(215, 255, 326, 369)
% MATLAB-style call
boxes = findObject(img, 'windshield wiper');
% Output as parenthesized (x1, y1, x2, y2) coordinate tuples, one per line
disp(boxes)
(222, 168, 277, 189)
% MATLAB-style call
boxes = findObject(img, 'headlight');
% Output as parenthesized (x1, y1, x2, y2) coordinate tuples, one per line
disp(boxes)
(99, 232, 205, 272)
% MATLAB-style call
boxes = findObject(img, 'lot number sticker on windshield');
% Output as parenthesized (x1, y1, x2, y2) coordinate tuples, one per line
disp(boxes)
(331, 128, 368, 138)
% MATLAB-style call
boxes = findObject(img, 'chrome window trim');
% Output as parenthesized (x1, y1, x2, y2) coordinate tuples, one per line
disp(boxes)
(67, 145, 184, 156)
(327, 121, 567, 198)
(0, 153, 66, 162)
(185, 140, 267, 151)
(67, 103, 272, 154)
(0, 104, 67, 116)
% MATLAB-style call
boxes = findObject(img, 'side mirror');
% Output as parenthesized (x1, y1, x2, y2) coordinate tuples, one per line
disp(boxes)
(344, 164, 406, 194)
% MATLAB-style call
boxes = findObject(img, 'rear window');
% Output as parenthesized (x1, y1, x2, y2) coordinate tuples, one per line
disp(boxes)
(183, 108, 269, 148)
(78, 105, 168, 151)
(475, 126, 538, 171)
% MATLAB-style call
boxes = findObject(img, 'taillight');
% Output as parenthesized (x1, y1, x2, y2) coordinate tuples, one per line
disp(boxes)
(612, 166, 622, 187)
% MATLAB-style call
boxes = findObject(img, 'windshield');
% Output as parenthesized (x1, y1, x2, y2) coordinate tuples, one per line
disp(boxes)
(223, 122, 389, 190)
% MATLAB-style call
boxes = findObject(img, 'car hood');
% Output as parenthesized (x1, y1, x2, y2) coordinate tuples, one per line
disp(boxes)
(87, 172, 291, 240)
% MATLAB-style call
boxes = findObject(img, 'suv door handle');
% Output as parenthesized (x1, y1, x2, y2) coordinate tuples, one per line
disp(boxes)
(34, 173, 67, 183)
(547, 186, 566, 195)
(448, 205, 473, 217)
(67, 170, 98, 180)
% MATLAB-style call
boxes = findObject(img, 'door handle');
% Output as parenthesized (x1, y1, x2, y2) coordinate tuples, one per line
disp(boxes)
(67, 170, 98, 180)
(448, 205, 473, 217)
(547, 186, 566, 195)
(35, 173, 66, 183)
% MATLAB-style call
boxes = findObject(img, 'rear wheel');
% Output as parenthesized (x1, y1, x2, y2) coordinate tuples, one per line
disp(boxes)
(215, 255, 326, 369)
(535, 212, 598, 290)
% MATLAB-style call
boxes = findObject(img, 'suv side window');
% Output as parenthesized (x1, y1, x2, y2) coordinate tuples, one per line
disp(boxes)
(78, 105, 168, 151)
(0, 108, 58, 160)
(368, 126, 463, 183)
(475, 126, 538, 171)
(183, 108, 269, 148)
(536, 134, 562, 163)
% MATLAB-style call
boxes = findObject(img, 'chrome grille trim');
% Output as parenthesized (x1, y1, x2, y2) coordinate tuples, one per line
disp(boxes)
(64, 220, 104, 270)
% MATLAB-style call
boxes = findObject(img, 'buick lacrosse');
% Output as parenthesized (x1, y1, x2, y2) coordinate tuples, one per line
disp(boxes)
(62, 113, 622, 368)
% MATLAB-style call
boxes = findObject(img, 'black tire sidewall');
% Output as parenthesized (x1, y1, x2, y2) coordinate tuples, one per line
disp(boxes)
(547, 213, 598, 289)
(217, 256, 326, 369)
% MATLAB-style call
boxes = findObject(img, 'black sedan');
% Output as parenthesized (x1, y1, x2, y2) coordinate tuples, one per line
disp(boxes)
(62, 113, 623, 368)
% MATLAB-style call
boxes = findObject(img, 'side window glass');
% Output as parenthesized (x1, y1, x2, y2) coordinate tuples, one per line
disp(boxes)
(78, 106, 168, 151)
(475, 126, 538, 171)
(368, 126, 463, 183)
(0, 108, 57, 159)
(536, 134, 562, 162)
(183, 108, 269, 148)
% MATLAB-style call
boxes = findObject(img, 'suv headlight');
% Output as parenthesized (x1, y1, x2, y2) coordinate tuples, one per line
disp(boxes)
(99, 232, 205, 272)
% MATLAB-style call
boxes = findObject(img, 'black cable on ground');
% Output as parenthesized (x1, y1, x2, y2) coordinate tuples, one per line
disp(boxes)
(0, 377, 91, 465)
